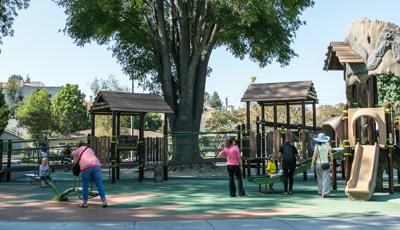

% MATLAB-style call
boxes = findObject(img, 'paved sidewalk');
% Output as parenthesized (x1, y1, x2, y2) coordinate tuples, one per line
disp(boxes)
(1, 216, 400, 230)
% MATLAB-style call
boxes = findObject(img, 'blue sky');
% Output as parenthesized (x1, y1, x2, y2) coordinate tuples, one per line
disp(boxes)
(0, 0, 399, 107)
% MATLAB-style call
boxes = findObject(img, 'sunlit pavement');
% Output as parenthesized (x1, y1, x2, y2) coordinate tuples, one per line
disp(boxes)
(1, 216, 400, 230)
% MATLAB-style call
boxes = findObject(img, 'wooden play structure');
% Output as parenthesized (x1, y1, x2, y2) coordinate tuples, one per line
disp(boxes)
(323, 18, 400, 200)
(90, 91, 173, 183)
(241, 81, 344, 191)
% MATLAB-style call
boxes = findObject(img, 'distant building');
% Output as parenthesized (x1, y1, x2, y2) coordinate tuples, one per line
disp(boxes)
(0, 119, 30, 151)
(0, 80, 61, 104)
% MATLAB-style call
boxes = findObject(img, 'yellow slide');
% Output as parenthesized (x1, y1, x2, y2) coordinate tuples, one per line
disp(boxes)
(345, 143, 380, 201)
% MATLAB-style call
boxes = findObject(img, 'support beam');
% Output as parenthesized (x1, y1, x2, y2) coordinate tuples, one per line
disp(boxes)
(302, 101, 307, 181)
(163, 113, 169, 181)
(312, 102, 317, 131)
(116, 113, 121, 180)
(7, 140, 12, 182)
(246, 101, 251, 134)
(111, 111, 117, 184)
(286, 102, 290, 128)
(261, 105, 266, 175)
(343, 105, 351, 181)
(385, 104, 394, 194)
(139, 112, 145, 182)
(273, 103, 277, 129)
(90, 112, 95, 149)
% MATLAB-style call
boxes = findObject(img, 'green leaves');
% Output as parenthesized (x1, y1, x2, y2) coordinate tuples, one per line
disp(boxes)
(15, 88, 51, 140)
(0, 0, 30, 48)
(378, 75, 400, 116)
(51, 84, 89, 135)
(0, 87, 10, 135)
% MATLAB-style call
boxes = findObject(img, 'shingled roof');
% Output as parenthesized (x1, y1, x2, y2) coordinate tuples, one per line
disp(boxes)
(323, 42, 364, 71)
(241, 81, 318, 105)
(91, 91, 173, 115)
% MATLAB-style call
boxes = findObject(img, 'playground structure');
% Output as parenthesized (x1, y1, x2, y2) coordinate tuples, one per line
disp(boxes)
(90, 91, 173, 183)
(322, 18, 400, 200)
(240, 81, 344, 192)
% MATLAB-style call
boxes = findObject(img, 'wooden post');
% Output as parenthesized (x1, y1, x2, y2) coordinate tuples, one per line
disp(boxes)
(302, 101, 307, 181)
(385, 104, 394, 194)
(331, 132, 337, 190)
(261, 105, 266, 175)
(139, 112, 145, 182)
(312, 102, 317, 131)
(246, 101, 251, 158)
(7, 140, 12, 182)
(90, 112, 95, 149)
(367, 78, 375, 144)
(286, 102, 290, 128)
(111, 111, 117, 184)
(163, 113, 169, 181)
(116, 113, 121, 180)
(273, 103, 277, 129)
(343, 105, 351, 181)
(241, 123, 248, 177)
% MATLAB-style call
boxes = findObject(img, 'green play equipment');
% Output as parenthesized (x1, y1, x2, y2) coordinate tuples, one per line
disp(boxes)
(248, 149, 343, 193)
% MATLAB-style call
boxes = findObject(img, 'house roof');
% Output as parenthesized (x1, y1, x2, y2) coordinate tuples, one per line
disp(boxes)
(3, 119, 29, 139)
(323, 42, 364, 71)
(241, 81, 318, 105)
(91, 91, 173, 115)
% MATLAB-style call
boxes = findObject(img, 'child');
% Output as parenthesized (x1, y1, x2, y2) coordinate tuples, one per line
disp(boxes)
(266, 155, 277, 192)
(39, 157, 50, 187)
(62, 144, 73, 171)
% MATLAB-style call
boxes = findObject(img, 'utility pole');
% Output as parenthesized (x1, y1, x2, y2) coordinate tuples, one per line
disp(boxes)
(130, 77, 134, 161)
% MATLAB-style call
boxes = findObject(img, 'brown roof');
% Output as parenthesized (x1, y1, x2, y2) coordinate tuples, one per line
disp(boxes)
(323, 42, 364, 71)
(241, 81, 318, 105)
(91, 91, 173, 115)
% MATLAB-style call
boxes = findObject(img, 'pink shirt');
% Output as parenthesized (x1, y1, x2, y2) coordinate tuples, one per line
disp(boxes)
(75, 146, 101, 171)
(218, 145, 241, 166)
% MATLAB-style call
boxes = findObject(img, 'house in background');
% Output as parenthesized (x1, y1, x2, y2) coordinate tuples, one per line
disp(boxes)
(1, 119, 30, 163)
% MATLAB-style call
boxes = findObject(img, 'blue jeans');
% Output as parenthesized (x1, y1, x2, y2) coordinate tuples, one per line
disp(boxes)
(80, 166, 106, 203)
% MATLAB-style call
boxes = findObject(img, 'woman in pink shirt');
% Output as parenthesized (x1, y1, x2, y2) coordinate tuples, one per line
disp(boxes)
(74, 141, 107, 208)
(218, 137, 246, 197)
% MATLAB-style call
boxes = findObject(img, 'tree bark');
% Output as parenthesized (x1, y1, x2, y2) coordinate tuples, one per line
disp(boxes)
(151, 2, 219, 164)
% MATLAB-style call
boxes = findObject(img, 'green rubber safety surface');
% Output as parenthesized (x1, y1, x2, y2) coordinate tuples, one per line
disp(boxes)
(0, 171, 399, 222)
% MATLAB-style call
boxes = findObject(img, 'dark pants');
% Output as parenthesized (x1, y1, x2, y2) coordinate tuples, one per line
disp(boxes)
(283, 164, 296, 192)
(227, 165, 245, 196)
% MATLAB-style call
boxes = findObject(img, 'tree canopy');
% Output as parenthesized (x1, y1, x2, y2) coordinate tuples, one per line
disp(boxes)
(5, 74, 24, 117)
(57, 0, 314, 161)
(0, 87, 10, 135)
(378, 75, 400, 116)
(0, 0, 30, 48)
(51, 84, 89, 135)
(15, 89, 51, 140)
(208, 91, 223, 110)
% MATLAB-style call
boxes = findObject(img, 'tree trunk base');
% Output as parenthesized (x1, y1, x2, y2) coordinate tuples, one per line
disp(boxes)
(169, 162, 225, 176)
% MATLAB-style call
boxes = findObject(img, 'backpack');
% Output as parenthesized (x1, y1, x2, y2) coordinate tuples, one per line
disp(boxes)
(281, 145, 296, 164)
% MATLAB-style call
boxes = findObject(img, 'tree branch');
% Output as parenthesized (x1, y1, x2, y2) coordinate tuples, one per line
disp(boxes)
(154, 0, 177, 113)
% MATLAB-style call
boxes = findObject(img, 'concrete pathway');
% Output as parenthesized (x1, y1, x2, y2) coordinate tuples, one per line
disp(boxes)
(1, 216, 400, 230)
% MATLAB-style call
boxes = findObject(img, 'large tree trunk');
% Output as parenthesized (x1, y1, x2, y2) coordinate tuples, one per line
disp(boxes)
(153, 1, 218, 164)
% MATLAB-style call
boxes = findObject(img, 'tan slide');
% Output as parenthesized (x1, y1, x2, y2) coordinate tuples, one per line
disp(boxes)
(345, 143, 380, 201)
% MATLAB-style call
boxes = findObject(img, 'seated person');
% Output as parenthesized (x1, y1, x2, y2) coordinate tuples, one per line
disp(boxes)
(266, 155, 278, 192)
(39, 157, 51, 187)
